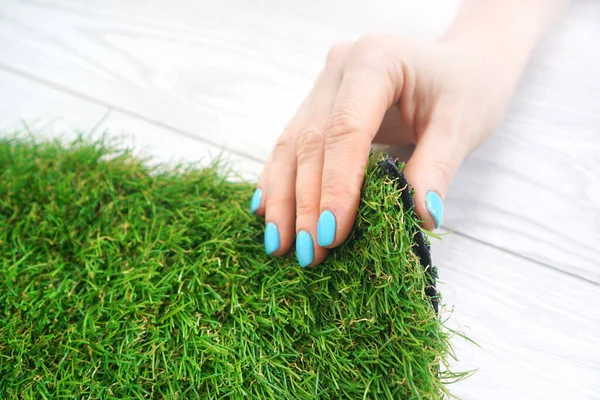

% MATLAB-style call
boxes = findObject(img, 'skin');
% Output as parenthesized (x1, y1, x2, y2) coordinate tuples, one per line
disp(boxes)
(253, 0, 569, 266)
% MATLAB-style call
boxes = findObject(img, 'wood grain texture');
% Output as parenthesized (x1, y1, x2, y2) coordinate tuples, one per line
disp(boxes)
(436, 232, 600, 399)
(1, 0, 598, 283)
(446, 1, 600, 283)
(94, 110, 264, 181)
(0, 0, 456, 161)
(0, 69, 107, 135)
(0, 67, 263, 179)
(1, 33, 599, 399)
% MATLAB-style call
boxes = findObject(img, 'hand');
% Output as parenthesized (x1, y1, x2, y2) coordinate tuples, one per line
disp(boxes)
(249, 34, 525, 267)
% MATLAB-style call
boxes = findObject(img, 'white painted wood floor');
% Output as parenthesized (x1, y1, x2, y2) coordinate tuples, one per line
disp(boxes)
(0, 0, 599, 398)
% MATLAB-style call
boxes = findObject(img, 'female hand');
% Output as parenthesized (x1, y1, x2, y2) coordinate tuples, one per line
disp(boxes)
(249, 0, 565, 267)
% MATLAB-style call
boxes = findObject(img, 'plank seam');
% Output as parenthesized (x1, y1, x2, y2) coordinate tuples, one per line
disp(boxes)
(0, 62, 264, 164)
(2, 62, 596, 287)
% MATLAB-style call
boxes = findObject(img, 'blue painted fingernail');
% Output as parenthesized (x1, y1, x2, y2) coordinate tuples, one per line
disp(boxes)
(249, 188, 262, 213)
(426, 191, 443, 229)
(264, 223, 280, 255)
(296, 230, 314, 267)
(317, 210, 336, 246)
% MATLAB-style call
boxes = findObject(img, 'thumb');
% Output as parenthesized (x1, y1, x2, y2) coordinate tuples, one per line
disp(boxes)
(403, 125, 469, 231)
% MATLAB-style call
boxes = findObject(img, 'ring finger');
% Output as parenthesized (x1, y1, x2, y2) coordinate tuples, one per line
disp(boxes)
(264, 44, 349, 260)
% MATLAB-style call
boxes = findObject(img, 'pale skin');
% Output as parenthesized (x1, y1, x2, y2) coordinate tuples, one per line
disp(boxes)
(252, 0, 569, 266)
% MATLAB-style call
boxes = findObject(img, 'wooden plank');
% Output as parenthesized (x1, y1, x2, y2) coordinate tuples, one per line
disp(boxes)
(0, 0, 454, 160)
(0, 0, 598, 282)
(0, 0, 456, 160)
(0, 44, 598, 400)
(94, 110, 264, 181)
(444, 1, 600, 283)
(0, 67, 263, 180)
(435, 232, 600, 399)
(0, 69, 107, 135)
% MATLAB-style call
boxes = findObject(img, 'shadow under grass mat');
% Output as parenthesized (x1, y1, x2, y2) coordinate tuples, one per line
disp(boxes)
(0, 137, 468, 399)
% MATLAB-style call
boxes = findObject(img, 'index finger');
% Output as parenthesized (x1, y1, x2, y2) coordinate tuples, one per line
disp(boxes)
(317, 51, 401, 248)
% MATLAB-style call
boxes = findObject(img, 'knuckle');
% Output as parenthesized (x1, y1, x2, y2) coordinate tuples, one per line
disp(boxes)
(326, 108, 361, 142)
(355, 34, 386, 49)
(326, 41, 352, 65)
(274, 129, 295, 155)
(321, 178, 348, 201)
(354, 35, 385, 56)
(265, 195, 293, 212)
(296, 127, 324, 162)
(351, 34, 395, 72)
(296, 200, 319, 217)
(321, 162, 365, 201)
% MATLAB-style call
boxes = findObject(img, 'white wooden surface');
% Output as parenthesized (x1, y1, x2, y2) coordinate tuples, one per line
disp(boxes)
(0, 1, 599, 398)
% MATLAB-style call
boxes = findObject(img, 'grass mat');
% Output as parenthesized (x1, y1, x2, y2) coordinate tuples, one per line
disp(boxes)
(0, 136, 465, 399)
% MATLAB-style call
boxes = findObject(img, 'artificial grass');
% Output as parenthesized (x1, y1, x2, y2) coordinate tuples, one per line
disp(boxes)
(0, 136, 466, 399)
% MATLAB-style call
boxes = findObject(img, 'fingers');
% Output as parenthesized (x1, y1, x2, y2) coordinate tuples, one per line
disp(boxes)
(293, 48, 348, 266)
(261, 81, 323, 257)
(254, 37, 409, 265)
(258, 47, 347, 260)
(318, 44, 401, 248)
(250, 153, 271, 216)
(294, 121, 336, 266)
(403, 109, 469, 230)
(263, 130, 298, 256)
(294, 127, 328, 266)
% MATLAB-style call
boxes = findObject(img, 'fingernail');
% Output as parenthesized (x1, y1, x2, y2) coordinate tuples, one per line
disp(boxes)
(426, 191, 443, 229)
(249, 188, 262, 213)
(264, 222, 280, 254)
(317, 210, 336, 246)
(296, 230, 314, 267)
